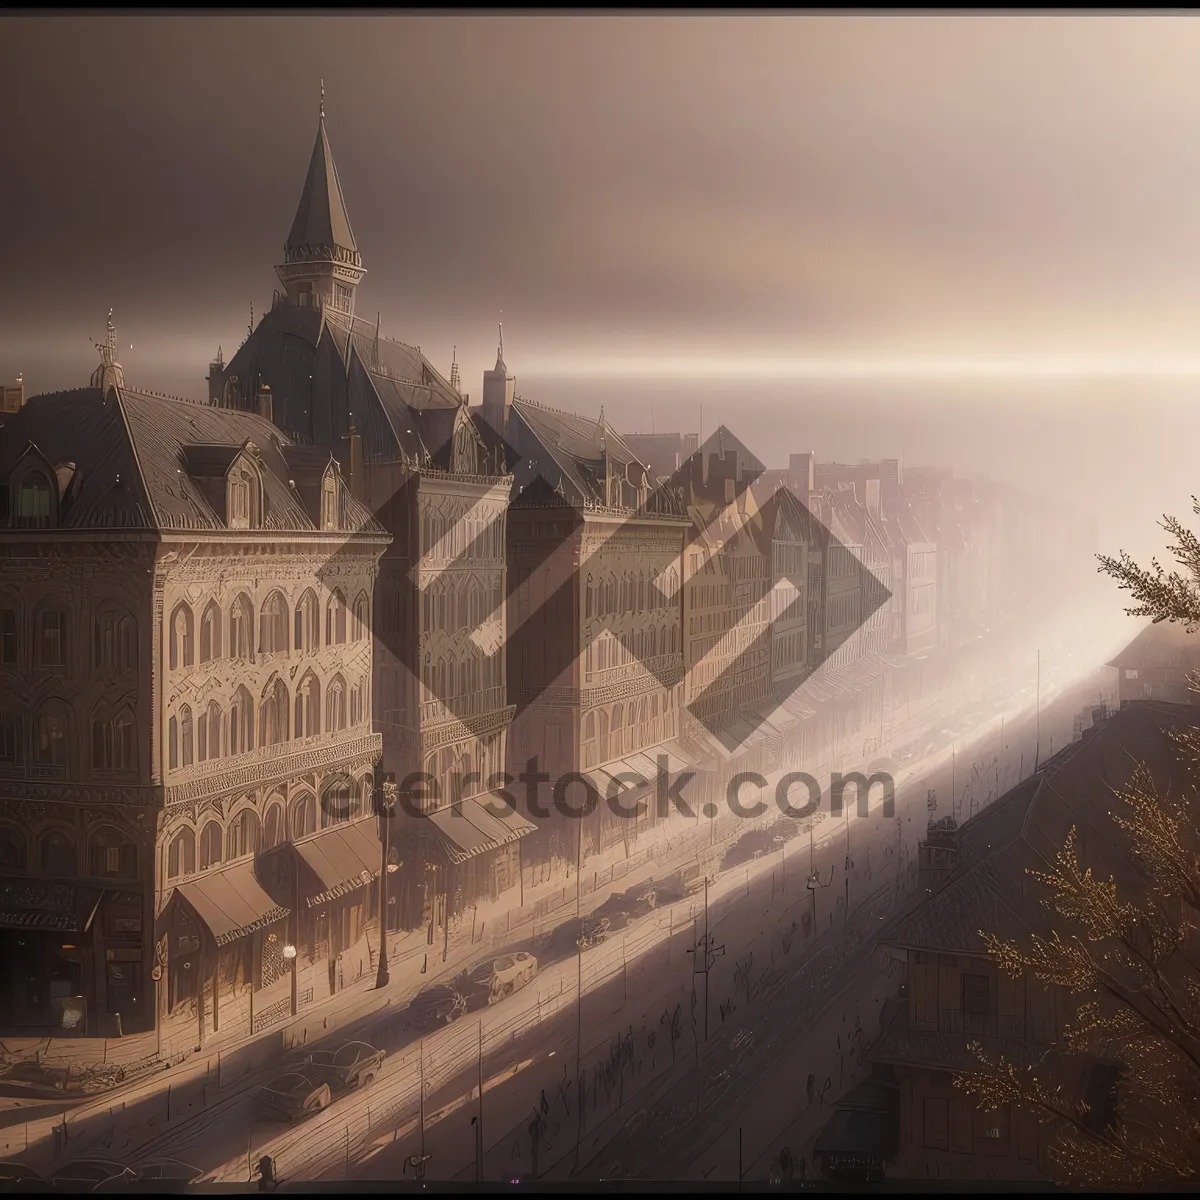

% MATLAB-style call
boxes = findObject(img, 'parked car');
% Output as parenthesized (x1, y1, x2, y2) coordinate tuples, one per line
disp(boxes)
(407, 982, 467, 1032)
(255, 1073, 332, 1122)
(94, 1159, 206, 1192)
(49, 1159, 136, 1191)
(0, 1161, 47, 1188)
(470, 951, 538, 1003)
(302, 1041, 385, 1092)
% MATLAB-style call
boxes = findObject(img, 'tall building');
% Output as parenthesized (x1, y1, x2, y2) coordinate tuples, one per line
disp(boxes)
(488, 394, 694, 872)
(0, 338, 388, 1043)
(210, 101, 526, 937)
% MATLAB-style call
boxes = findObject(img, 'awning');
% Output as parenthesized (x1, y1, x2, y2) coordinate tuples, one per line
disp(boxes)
(425, 795, 537, 866)
(295, 819, 382, 908)
(587, 741, 697, 794)
(175, 862, 288, 947)
(0, 880, 103, 933)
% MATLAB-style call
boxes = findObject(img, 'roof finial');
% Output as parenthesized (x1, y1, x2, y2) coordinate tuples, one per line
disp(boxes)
(498, 321, 504, 360)
(248, 302, 254, 340)
(449, 345, 462, 394)
(320, 78, 325, 121)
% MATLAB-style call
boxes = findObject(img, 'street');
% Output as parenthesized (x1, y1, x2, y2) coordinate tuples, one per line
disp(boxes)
(8, 614, 1122, 1185)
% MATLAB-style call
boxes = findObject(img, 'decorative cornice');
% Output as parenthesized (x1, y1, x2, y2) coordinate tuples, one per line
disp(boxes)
(164, 733, 381, 807)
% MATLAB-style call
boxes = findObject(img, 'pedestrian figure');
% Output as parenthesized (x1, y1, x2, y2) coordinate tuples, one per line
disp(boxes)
(779, 1146, 795, 1181)
(255, 1154, 276, 1192)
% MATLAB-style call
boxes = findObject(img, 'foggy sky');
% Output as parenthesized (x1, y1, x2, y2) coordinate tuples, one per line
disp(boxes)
(3, 13, 1200, 562)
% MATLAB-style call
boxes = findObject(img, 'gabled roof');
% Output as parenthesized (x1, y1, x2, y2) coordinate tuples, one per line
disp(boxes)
(1107, 620, 1200, 672)
(509, 396, 681, 512)
(1, 387, 384, 537)
(286, 116, 358, 258)
(881, 701, 1200, 956)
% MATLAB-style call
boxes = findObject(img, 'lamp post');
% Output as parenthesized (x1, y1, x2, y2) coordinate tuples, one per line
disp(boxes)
(375, 770, 398, 990)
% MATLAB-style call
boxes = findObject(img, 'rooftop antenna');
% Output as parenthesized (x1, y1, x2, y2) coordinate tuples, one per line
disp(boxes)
(498, 321, 504, 362)
(449, 345, 461, 394)
(320, 78, 325, 121)
(248, 302, 254, 340)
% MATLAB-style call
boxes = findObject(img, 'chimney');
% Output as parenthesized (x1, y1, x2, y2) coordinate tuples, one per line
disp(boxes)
(347, 423, 365, 504)
(206, 347, 226, 407)
(256, 382, 273, 423)
(789, 452, 815, 498)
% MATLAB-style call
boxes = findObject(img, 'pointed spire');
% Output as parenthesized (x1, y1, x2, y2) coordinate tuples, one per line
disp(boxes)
(495, 322, 506, 372)
(284, 95, 360, 263)
(598, 406, 607, 454)
(90, 308, 125, 391)
(449, 345, 461, 394)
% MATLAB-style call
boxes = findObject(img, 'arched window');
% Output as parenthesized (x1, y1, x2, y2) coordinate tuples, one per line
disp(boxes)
(36, 607, 68, 667)
(326, 676, 347, 733)
(356, 777, 371, 820)
(290, 793, 317, 840)
(167, 827, 195, 879)
(36, 703, 71, 769)
(199, 601, 222, 662)
(229, 685, 254, 755)
(263, 801, 285, 850)
(169, 603, 194, 671)
(229, 593, 254, 660)
(226, 808, 261, 860)
(180, 704, 194, 768)
(259, 591, 289, 655)
(598, 710, 610, 763)
(90, 825, 137, 878)
(585, 574, 593, 619)
(199, 700, 222, 761)
(349, 677, 366, 726)
(227, 465, 260, 530)
(199, 820, 223, 870)
(321, 780, 352, 828)
(294, 589, 320, 652)
(168, 714, 178, 770)
(0, 824, 26, 871)
(259, 677, 290, 747)
(94, 608, 136, 672)
(0, 602, 18, 666)
(16, 473, 53, 527)
(40, 830, 75, 876)
(294, 672, 321, 739)
(353, 593, 369, 641)
(326, 590, 347, 646)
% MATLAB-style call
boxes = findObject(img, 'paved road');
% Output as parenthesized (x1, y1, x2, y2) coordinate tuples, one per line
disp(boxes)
(15, 611, 1123, 1184)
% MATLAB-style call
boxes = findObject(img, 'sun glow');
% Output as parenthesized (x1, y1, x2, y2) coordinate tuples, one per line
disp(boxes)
(521, 353, 1200, 381)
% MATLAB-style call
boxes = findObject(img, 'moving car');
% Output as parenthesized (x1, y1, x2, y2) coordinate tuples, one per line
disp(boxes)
(254, 1073, 332, 1122)
(406, 982, 467, 1032)
(302, 1041, 385, 1092)
(48, 1159, 136, 1191)
(470, 951, 538, 1003)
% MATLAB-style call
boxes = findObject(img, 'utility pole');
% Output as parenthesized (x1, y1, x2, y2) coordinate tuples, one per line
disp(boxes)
(574, 818, 583, 1174)
(476, 1022, 484, 1182)
(687, 876, 725, 1042)
(419, 1039, 425, 1161)
(1035, 649, 1041, 771)
(375, 769, 397, 989)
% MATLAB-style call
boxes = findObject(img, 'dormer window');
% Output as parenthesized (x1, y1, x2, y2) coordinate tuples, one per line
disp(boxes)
(227, 463, 262, 530)
(321, 471, 338, 531)
(15, 473, 53, 528)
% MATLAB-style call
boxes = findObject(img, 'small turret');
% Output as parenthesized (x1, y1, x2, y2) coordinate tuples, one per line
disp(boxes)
(90, 309, 125, 392)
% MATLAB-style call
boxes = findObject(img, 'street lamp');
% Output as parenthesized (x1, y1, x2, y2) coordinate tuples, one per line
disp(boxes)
(375, 770, 398, 990)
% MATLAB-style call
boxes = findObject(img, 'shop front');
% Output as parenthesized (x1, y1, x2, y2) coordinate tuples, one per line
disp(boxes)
(0, 880, 102, 1033)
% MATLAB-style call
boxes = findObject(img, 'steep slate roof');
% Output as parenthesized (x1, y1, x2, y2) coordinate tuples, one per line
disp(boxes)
(508, 396, 684, 512)
(881, 701, 1200, 956)
(286, 115, 358, 256)
(1108, 620, 1200, 673)
(1, 387, 383, 536)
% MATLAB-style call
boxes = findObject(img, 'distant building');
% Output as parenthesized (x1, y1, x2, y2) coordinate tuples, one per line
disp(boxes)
(1, 376, 23, 414)
(1107, 621, 1200, 707)
(870, 701, 1200, 1182)
(0, 342, 388, 1043)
